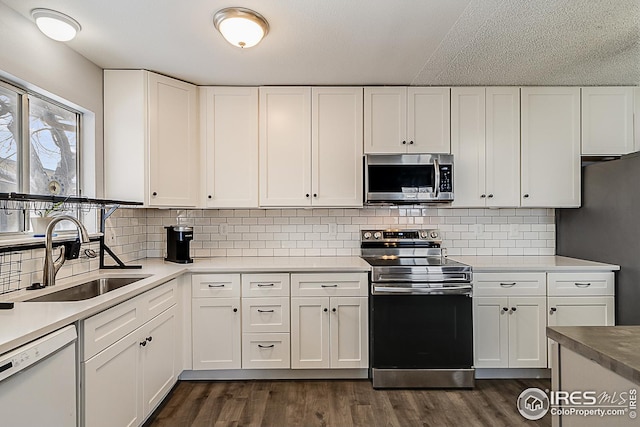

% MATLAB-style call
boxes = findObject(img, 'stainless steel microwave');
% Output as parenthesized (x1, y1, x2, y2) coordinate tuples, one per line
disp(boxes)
(365, 154, 454, 204)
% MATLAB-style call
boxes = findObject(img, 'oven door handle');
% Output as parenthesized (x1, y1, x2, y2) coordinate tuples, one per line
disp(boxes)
(375, 274, 472, 283)
(372, 285, 472, 295)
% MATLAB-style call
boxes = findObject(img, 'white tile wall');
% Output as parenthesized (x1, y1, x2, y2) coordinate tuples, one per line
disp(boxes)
(1, 206, 556, 294)
(144, 207, 556, 259)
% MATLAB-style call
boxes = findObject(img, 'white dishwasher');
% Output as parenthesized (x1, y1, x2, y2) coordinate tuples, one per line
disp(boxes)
(0, 325, 77, 427)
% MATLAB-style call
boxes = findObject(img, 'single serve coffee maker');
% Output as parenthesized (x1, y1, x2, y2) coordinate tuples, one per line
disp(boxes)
(165, 225, 193, 263)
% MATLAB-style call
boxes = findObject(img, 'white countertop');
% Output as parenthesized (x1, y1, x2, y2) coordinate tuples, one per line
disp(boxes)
(450, 255, 619, 271)
(0, 257, 370, 355)
(0, 255, 618, 356)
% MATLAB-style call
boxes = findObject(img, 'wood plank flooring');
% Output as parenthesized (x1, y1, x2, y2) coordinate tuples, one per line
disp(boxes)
(145, 378, 551, 427)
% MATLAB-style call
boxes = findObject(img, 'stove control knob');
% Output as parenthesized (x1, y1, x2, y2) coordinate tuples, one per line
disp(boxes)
(373, 232, 382, 240)
(430, 231, 439, 239)
(363, 231, 372, 240)
(419, 230, 428, 239)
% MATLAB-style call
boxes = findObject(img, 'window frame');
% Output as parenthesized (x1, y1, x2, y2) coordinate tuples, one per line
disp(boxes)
(0, 78, 83, 235)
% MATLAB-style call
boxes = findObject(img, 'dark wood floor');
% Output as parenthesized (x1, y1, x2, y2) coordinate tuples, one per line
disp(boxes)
(145, 378, 551, 427)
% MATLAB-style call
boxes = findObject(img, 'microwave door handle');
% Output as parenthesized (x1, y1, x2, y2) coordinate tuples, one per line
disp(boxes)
(433, 158, 440, 197)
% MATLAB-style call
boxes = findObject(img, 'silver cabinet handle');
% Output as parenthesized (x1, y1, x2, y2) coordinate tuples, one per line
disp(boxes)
(257, 283, 274, 287)
(208, 284, 225, 288)
(434, 158, 441, 197)
(500, 282, 516, 287)
(257, 309, 275, 313)
(574, 282, 591, 287)
(321, 284, 338, 288)
(258, 344, 275, 349)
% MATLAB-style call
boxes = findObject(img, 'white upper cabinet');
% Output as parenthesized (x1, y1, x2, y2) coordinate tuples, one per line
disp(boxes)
(451, 87, 520, 208)
(104, 70, 198, 207)
(364, 87, 450, 154)
(260, 87, 363, 207)
(581, 87, 635, 156)
(312, 87, 363, 207)
(521, 87, 581, 208)
(259, 87, 312, 207)
(200, 87, 259, 208)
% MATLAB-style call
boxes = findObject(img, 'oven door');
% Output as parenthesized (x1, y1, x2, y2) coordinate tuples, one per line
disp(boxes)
(370, 293, 473, 370)
(365, 154, 454, 203)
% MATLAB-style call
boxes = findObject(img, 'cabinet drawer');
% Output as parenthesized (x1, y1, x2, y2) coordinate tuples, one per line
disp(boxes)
(143, 279, 178, 322)
(547, 272, 614, 296)
(291, 273, 368, 297)
(83, 296, 143, 360)
(242, 297, 290, 333)
(473, 272, 546, 297)
(192, 274, 240, 298)
(242, 333, 291, 369)
(242, 273, 290, 297)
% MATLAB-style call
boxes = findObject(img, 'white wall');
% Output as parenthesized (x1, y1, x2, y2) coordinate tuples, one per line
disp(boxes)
(0, 2, 104, 196)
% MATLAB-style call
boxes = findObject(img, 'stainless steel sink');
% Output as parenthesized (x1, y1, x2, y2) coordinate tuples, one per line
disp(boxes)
(27, 276, 151, 302)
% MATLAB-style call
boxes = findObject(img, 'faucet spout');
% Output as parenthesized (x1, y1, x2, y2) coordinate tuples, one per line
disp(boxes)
(42, 215, 90, 287)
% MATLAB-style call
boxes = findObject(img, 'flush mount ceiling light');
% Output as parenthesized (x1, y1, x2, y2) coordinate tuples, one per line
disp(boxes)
(31, 8, 81, 42)
(213, 7, 269, 48)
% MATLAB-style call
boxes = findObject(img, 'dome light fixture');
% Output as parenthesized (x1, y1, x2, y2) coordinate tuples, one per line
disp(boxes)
(213, 7, 269, 48)
(31, 8, 81, 42)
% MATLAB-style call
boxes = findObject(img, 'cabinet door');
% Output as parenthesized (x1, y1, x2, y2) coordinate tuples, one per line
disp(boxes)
(291, 297, 330, 369)
(312, 87, 363, 207)
(84, 332, 142, 427)
(473, 297, 509, 368)
(485, 87, 520, 207)
(259, 87, 312, 206)
(141, 306, 177, 417)
(581, 87, 634, 155)
(201, 87, 259, 207)
(329, 297, 368, 368)
(407, 87, 450, 153)
(451, 87, 486, 207)
(508, 296, 547, 368)
(521, 87, 580, 207)
(364, 87, 406, 153)
(147, 72, 198, 207)
(192, 298, 241, 369)
(547, 296, 614, 327)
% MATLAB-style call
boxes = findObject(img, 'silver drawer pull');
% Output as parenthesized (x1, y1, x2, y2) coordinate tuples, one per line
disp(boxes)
(321, 284, 338, 288)
(257, 309, 275, 313)
(258, 344, 275, 349)
(574, 282, 591, 287)
(257, 283, 275, 287)
(499, 282, 516, 287)
(207, 284, 226, 288)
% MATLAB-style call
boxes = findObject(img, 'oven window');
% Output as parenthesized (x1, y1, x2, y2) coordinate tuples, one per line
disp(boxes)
(371, 294, 473, 369)
(367, 165, 434, 192)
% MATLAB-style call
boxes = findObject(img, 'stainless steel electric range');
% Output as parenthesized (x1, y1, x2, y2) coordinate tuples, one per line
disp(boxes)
(361, 229, 474, 389)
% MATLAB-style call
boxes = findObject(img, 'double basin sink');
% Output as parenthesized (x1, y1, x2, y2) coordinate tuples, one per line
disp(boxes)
(28, 275, 151, 302)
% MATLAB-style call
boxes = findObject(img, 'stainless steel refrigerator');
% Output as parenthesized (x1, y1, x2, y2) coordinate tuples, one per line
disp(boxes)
(556, 152, 640, 325)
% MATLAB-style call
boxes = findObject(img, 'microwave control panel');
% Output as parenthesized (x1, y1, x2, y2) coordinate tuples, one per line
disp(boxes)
(439, 165, 453, 192)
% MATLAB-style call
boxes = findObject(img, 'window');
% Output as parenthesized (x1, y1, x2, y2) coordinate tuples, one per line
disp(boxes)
(0, 80, 80, 234)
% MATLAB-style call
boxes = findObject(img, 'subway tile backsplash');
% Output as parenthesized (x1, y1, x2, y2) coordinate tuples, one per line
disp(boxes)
(4, 206, 554, 293)
(140, 207, 556, 259)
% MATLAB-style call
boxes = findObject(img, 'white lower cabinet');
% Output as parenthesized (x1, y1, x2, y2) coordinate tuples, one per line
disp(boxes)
(473, 272, 547, 369)
(474, 296, 547, 368)
(290, 273, 368, 369)
(82, 280, 179, 427)
(192, 297, 241, 370)
(547, 272, 615, 327)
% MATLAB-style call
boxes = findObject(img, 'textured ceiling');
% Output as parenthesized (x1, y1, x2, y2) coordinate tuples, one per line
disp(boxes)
(1, 0, 638, 86)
